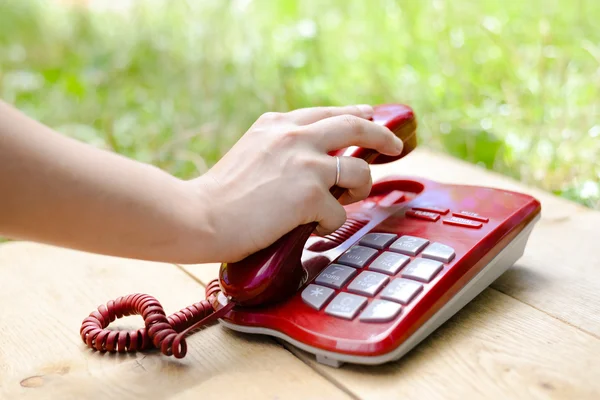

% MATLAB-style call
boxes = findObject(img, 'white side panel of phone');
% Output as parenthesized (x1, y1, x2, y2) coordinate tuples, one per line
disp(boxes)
(219, 214, 540, 368)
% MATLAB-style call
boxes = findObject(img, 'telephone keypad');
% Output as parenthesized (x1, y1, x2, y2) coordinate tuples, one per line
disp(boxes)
(315, 264, 357, 289)
(324, 292, 368, 320)
(401, 258, 444, 283)
(359, 233, 398, 249)
(380, 278, 423, 305)
(301, 284, 335, 310)
(337, 245, 378, 268)
(422, 242, 456, 263)
(368, 251, 410, 275)
(306, 216, 461, 322)
(359, 299, 402, 322)
(389, 235, 429, 256)
(347, 271, 389, 297)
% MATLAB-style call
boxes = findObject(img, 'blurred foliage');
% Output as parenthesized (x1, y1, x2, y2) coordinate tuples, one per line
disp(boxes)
(0, 0, 599, 209)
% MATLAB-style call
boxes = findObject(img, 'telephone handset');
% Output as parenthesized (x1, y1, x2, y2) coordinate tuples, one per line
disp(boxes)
(80, 104, 541, 367)
(218, 104, 418, 307)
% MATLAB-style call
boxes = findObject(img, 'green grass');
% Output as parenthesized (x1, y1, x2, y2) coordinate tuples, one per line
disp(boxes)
(1, 0, 599, 209)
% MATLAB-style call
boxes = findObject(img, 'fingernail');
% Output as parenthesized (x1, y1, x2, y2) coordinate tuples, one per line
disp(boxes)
(357, 104, 374, 117)
(395, 137, 404, 153)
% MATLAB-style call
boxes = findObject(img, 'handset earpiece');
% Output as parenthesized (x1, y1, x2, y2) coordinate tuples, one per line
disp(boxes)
(219, 104, 418, 307)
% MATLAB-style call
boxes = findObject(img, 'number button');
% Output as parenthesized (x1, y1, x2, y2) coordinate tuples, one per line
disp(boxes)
(337, 245, 378, 268)
(421, 242, 456, 263)
(359, 233, 398, 249)
(301, 284, 335, 310)
(401, 258, 444, 283)
(389, 235, 429, 256)
(347, 271, 389, 296)
(359, 299, 402, 322)
(380, 278, 423, 305)
(314, 264, 357, 289)
(368, 251, 410, 275)
(325, 292, 368, 320)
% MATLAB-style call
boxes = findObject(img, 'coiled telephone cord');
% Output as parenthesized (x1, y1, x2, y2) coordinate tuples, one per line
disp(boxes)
(80, 279, 233, 359)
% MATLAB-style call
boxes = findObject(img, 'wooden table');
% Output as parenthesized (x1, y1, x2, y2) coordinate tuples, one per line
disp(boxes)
(1, 149, 599, 400)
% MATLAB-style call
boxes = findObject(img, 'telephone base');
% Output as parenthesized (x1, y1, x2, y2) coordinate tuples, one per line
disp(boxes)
(219, 213, 539, 368)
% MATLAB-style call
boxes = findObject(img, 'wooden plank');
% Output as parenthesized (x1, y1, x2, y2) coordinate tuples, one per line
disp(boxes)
(289, 288, 600, 400)
(0, 242, 353, 400)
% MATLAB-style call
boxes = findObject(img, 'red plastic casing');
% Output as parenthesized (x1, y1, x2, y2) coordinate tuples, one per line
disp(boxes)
(215, 176, 541, 357)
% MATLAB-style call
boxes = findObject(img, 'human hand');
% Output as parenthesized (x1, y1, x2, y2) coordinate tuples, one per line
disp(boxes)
(190, 105, 404, 262)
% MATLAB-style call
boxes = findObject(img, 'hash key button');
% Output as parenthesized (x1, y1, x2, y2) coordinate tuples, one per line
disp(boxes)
(301, 284, 335, 310)
(369, 251, 410, 275)
(380, 278, 423, 305)
(347, 271, 389, 296)
(337, 245, 378, 268)
(422, 242, 456, 263)
(359, 233, 398, 249)
(315, 264, 357, 289)
(325, 292, 368, 320)
(401, 258, 444, 283)
(359, 299, 402, 322)
(389, 235, 429, 256)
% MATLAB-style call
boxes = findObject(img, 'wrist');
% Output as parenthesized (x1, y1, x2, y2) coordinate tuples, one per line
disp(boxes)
(167, 175, 220, 264)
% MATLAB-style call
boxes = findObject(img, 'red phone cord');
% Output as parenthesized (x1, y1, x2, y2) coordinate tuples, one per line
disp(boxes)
(79, 278, 233, 359)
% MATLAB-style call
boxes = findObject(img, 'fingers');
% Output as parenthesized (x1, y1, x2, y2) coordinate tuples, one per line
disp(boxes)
(338, 176, 372, 205)
(314, 195, 348, 236)
(327, 156, 373, 205)
(286, 104, 374, 125)
(305, 114, 404, 156)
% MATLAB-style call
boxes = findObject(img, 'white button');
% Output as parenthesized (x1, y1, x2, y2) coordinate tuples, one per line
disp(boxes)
(368, 251, 410, 275)
(346, 271, 389, 296)
(337, 245, 378, 268)
(422, 242, 456, 263)
(325, 293, 368, 320)
(359, 299, 402, 322)
(359, 233, 398, 249)
(389, 235, 429, 256)
(314, 264, 357, 289)
(380, 278, 423, 305)
(301, 284, 335, 310)
(401, 258, 444, 283)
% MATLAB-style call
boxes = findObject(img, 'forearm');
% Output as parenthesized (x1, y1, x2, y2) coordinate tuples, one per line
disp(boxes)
(0, 100, 213, 263)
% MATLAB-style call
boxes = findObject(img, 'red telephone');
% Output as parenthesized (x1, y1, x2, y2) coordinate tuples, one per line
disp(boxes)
(80, 104, 541, 367)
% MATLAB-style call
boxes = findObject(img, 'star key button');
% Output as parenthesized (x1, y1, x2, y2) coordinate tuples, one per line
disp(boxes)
(301, 284, 335, 310)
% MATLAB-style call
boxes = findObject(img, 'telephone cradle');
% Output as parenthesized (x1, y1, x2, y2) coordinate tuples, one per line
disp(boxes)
(80, 104, 541, 368)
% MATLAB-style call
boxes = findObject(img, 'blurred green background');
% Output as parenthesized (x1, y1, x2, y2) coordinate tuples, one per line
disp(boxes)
(1, 0, 599, 209)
